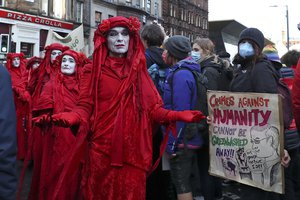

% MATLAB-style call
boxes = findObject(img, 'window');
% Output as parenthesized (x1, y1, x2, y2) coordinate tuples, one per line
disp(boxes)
(136, 0, 140, 8)
(146, 0, 151, 13)
(154, 2, 158, 18)
(40, 0, 48, 16)
(51, 0, 66, 19)
(76, 1, 83, 23)
(126, 0, 132, 6)
(0, 0, 4, 6)
(95, 11, 102, 26)
(170, 4, 173, 16)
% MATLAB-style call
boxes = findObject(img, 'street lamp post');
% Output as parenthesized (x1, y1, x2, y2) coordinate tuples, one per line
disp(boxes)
(285, 5, 289, 50)
(270, 5, 290, 50)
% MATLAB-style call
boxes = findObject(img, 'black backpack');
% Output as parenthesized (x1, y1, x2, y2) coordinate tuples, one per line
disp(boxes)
(169, 65, 209, 143)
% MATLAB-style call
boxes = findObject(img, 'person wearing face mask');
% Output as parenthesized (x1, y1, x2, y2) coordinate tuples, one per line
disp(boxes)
(229, 27, 291, 200)
(25, 50, 90, 200)
(6, 53, 30, 161)
(49, 16, 206, 200)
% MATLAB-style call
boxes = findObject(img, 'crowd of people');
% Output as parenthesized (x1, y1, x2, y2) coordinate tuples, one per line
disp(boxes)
(0, 15, 299, 200)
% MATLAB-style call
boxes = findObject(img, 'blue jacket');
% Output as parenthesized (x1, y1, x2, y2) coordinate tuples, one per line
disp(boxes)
(0, 65, 17, 200)
(163, 58, 203, 154)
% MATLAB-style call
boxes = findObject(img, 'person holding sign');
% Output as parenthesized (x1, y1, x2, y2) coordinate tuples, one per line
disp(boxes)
(229, 27, 290, 200)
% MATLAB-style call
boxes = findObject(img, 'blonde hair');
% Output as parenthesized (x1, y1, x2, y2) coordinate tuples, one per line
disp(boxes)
(193, 38, 215, 56)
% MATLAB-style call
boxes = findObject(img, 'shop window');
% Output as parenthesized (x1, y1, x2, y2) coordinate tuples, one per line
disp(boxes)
(21, 42, 34, 58)
(40, 0, 48, 16)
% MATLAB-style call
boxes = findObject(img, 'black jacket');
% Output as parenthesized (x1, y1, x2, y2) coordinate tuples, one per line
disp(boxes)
(230, 58, 278, 93)
(0, 64, 17, 200)
(145, 46, 168, 69)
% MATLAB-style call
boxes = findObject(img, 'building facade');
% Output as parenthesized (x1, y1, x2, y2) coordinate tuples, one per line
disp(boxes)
(162, 0, 209, 42)
(0, 0, 86, 59)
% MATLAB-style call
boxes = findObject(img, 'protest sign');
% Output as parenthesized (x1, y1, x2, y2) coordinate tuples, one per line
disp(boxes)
(208, 90, 284, 194)
(45, 24, 84, 52)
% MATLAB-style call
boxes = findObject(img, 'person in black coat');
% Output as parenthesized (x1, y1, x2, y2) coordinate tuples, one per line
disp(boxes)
(230, 27, 290, 200)
(0, 64, 17, 200)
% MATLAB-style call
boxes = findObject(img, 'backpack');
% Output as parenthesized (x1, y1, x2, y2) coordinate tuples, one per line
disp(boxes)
(277, 79, 294, 128)
(169, 64, 209, 143)
(147, 63, 167, 96)
(265, 61, 294, 129)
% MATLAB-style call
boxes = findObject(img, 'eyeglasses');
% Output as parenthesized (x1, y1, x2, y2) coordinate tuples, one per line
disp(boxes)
(250, 136, 270, 145)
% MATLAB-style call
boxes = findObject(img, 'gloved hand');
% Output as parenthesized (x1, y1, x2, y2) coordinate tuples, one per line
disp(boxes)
(51, 112, 81, 127)
(167, 110, 206, 123)
(19, 91, 31, 102)
(32, 114, 51, 127)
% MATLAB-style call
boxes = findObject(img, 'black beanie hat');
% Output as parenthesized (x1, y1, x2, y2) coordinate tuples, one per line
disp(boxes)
(238, 28, 265, 50)
(164, 35, 191, 60)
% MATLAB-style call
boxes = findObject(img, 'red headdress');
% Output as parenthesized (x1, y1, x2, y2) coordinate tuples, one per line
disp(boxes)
(26, 56, 42, 70)
(6, 52, 26, 70)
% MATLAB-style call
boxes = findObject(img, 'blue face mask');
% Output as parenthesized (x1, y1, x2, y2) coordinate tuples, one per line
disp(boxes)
(191, 51, 201, 62)
(239, 42, 255, 58)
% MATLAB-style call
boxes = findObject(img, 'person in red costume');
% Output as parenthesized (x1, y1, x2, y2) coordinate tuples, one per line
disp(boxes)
(29, 50, 90, 199)
(26, 56, 42, 84)
(6, 52, 30, 160)
(26, 43, 69, 200)
(51, 16, 206, 200)
(293, 58, 300, 131)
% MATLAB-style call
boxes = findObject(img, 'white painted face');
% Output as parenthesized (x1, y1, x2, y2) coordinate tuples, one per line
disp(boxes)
(12, 57, 20, 68)
(61, 55, 76, 75)
(32, 62, 40, 70)
(107, 27, 130, 57)
(50, 50, 62, 64)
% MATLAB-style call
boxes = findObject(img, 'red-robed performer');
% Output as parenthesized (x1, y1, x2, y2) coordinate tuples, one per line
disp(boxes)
(52, 16, 206, 200)
(6, 52, 30, 160)
(26, 56, 42, 84)
(27, 43, 69, 200)
(32, 50, 90, 199)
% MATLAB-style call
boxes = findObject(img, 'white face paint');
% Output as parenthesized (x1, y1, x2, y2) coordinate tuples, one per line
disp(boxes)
(61, 55, 76, 75)
(107, 27, 130, 57)
(12, 57, 20, 68)
(50, 50, 62, 64)
(32, 62, 40, 70)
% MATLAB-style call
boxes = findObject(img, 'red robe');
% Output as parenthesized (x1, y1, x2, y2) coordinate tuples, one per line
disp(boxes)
(6, 53, 29, 160)
(292, 59, 300, 130)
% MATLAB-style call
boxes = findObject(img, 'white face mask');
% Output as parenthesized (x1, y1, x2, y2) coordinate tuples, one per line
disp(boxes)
(61, 55, 76, 75)
(32, 62, 40, 70)
(12, 57, 20, 68)
(107, 27, 130, 57)
(50, 50, 62, 64)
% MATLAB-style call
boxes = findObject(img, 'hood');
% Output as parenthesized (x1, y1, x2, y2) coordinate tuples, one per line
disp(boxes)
(146, 46, 169, 68)
(200, 55, 223, 71)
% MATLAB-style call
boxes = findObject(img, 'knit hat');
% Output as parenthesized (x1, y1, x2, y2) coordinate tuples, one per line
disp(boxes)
(262, 45, 281, 64)
(238, 28, 265, 50)
(164, 35, 191, 60)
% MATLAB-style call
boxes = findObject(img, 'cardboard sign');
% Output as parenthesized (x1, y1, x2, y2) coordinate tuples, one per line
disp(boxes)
(208, 90, 284, 194)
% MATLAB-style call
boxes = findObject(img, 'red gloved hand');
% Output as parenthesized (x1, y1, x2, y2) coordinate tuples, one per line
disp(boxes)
(51, 112, 81, 127)
(167, 110, 206, 123)
(32, 114, 51, 127)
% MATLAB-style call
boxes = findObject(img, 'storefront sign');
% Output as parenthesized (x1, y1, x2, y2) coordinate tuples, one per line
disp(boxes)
(0, 9, 73, 30)
(207, 90, 284, 194)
